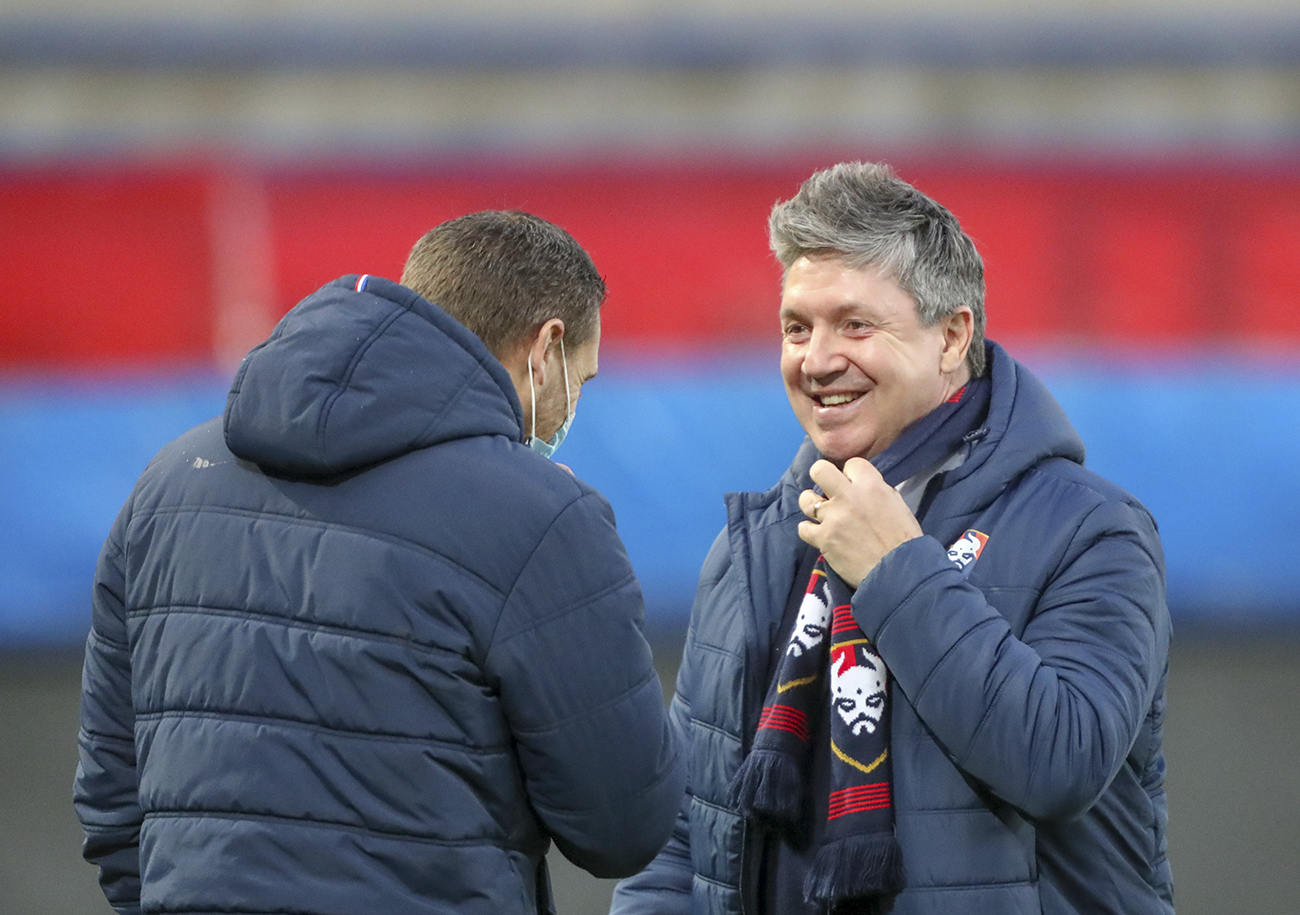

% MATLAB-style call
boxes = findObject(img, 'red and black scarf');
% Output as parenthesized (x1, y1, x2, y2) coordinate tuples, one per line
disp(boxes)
(731, 556, 903, 910)
(729, 374, 990, 912)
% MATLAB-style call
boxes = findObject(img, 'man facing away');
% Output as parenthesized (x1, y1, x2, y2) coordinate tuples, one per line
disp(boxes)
(611, 162, 1173, 914)
(74, 210, 684, 915)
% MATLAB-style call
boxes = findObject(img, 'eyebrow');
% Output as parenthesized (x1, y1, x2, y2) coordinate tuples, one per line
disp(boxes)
(779, 302, 874, 321)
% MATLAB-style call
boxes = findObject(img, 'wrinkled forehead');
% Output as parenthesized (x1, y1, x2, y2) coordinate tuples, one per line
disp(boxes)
(781, 251, 896, 285)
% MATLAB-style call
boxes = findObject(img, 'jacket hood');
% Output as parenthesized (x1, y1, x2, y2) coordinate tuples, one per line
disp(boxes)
(224, 275, 524, 475)
(944, 340, 1085, 494)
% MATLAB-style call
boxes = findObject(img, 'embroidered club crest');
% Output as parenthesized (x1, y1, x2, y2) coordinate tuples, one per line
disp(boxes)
(946, 529, 989, 578)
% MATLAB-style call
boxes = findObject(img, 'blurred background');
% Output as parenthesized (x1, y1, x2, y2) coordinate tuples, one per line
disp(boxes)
(2, 0, 1299, 912)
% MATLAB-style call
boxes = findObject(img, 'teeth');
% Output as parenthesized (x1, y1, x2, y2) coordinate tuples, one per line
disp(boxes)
(819, 393, 859, 406)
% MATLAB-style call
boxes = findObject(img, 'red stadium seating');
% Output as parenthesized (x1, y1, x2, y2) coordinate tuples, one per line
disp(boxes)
(4, 158, 1298, 370)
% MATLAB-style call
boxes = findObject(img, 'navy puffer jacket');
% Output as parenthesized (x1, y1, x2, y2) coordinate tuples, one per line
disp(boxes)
(610, 342, 1173, 915)
(75, 276, 684, 915)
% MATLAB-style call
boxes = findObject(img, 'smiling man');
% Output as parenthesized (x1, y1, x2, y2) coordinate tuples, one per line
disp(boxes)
(611, 163, 1174, 915)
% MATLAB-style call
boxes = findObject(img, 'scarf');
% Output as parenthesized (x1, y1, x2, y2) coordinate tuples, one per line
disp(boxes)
(729, 375, 990, 913)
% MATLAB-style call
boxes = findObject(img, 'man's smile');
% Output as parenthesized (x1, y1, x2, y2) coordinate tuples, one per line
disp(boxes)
(812, 391, 865, 408)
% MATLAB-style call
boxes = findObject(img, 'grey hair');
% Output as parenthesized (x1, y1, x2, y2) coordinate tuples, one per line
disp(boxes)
(769, 162, 986, 377)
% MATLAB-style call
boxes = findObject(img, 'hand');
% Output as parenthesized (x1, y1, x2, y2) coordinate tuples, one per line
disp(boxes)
(797, 458, 923, 588)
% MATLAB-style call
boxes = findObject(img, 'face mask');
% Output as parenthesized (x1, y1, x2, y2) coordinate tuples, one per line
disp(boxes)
(527, 338, 574, 459)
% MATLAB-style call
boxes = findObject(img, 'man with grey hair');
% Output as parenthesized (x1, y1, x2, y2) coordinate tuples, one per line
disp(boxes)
(611, 163, 1173, 914)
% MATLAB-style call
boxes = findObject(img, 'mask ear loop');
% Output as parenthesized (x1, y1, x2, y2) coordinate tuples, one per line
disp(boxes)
(526, 336, 570, 443)
(527, 356, 538, 443)
(560, 338, 571, 419)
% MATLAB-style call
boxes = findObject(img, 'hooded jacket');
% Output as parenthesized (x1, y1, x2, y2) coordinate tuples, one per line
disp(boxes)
(75, 275, 683, 915)
(610, 342, 1173, 915)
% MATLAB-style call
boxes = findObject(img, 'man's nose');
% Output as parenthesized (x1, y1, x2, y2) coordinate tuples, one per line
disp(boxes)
(802, 326, 847, 378)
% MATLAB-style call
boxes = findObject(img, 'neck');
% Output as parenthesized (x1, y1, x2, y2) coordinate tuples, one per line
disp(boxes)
(494, 345, 533, 423)
(940, 365, 973, 403)
(870, 369, 989, 489)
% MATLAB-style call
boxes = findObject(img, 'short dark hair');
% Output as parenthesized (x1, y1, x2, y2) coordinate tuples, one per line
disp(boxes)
(400, 210, 606, 358)
(769, 162, 987, 377)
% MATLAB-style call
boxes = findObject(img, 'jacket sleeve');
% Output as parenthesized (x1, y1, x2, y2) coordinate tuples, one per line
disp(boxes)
(73, 510, 144, 915)
(607, 689, 696, 915)
(485, 491, 685, 879)
(609, 520, 742, 915)
(855, 496, 1169, 822)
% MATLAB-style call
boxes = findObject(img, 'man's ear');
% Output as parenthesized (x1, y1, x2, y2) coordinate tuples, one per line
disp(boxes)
(527, 318, 566, 388)
(939, 307, 974, 375)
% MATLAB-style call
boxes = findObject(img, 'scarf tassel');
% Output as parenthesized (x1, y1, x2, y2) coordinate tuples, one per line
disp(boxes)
(803, 833, 906, 906)
(727, 747, 805, 825)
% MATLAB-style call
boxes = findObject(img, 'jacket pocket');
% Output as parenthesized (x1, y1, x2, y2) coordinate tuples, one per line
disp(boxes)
(896, 805, 1036, 889)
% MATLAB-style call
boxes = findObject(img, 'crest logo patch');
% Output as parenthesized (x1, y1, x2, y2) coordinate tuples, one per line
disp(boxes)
(946, 529, 989, 578)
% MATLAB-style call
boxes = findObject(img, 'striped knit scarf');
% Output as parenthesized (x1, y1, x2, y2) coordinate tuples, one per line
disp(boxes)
(729, 375, 990, 912)
(731, 557, 902, 910)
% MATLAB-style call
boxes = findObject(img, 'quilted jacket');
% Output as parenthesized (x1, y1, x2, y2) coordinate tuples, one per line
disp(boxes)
(610, 342, 1173, 915)
(75, 275, 683, 915)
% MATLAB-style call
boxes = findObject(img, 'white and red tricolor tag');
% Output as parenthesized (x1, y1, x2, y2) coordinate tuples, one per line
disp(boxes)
(946, 529, 989, 578)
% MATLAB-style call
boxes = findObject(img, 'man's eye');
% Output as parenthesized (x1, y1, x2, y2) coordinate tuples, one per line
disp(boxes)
(783, 324, 809, 339)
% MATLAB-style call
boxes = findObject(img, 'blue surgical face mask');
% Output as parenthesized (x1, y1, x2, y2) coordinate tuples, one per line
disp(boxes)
(527, 338, 574, 460)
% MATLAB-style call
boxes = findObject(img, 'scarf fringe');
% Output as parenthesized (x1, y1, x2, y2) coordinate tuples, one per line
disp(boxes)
(727, 747, 805, 825)
(803, 833, 906, 904)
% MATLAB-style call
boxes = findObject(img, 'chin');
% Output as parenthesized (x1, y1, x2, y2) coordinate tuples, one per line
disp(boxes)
(810, 433, 874, 466)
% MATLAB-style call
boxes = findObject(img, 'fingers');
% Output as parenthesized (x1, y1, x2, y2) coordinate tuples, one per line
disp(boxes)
(798, 487, 829, 549)
(810, 456, 883, 496)
(797, 518, 823, 548)
(808, 459, 847, 497)
(798, 488, 823, 521)
(800, 457, 911, 586)
(841, 456, 876, 482)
